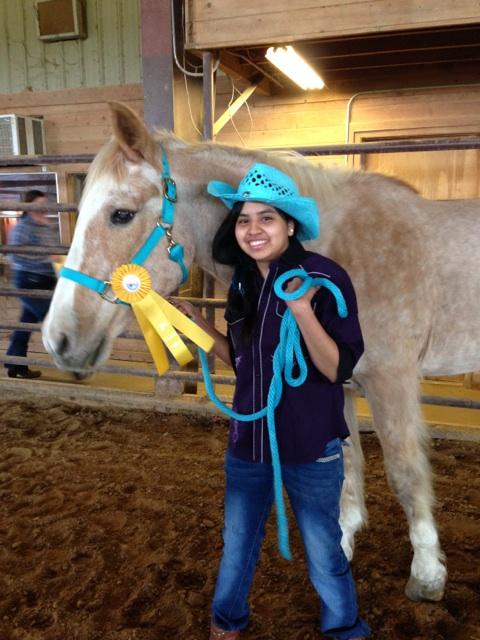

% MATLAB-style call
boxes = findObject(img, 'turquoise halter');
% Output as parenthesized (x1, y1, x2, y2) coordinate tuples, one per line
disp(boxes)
(60, 149, 188, 302)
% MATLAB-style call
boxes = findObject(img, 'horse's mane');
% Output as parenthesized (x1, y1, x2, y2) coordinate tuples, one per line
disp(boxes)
(151, 130, 357, 208)
(88, 131, 417, 210)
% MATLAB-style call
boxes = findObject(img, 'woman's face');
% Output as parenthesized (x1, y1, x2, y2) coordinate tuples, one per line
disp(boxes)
(234, 202, 292, 276)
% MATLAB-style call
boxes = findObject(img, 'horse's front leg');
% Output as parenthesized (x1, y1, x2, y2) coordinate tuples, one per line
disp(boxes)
(360, 365, 447, 601)
(339, 388, 367, 560)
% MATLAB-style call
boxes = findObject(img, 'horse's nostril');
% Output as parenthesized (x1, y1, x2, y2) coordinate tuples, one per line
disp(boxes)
(57, 333, 69, 356)
(88, 337, 106, 367)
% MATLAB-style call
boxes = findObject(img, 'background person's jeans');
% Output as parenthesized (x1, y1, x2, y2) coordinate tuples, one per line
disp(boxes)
(5, 271, 55, 374)
(212, 440, 370, 639)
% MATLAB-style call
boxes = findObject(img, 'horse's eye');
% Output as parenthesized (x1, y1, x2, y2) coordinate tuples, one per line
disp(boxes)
(110, 210, 136, 225)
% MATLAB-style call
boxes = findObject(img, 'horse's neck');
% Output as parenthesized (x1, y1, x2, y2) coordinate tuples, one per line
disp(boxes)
(170, 142, 348, 282)
(173, 145, 256, 285)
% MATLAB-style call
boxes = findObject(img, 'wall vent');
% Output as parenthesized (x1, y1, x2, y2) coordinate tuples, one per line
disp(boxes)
(36, 0, 86, 42)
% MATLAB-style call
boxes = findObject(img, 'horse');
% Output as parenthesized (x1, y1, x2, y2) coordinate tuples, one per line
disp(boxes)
(42, 101, 480, 603)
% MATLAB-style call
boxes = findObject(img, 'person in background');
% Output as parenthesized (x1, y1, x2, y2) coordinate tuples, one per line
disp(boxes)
(5, 190, 59, 379)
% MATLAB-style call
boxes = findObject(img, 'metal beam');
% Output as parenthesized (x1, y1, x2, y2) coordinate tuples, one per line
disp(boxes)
(2, 137, 480, 169)
(202, 51, 215, 140)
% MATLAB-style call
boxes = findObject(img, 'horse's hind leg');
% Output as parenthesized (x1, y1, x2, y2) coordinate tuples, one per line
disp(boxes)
(361, 366, 447, 601)
(340, 388, 367, 560)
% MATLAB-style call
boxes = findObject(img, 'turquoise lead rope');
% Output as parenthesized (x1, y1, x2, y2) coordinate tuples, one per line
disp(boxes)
(199, 268, 348, 560)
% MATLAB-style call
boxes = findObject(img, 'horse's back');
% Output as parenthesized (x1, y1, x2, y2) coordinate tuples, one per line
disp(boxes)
(309, 171, 480, 375)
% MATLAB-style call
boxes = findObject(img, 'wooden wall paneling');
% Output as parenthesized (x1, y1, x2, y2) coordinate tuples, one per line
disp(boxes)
(63, 39, 84, 89)
(45, 41, 67, 90)
(350, 90, 480, 134)
(0, 3, 8, 90)
(23, 0, 48, 91)
(99, 0, 123, 85)
(5, 1, 28, 93)
(215, 89, 348, 149)
(364, 148, 480, 199)
(0, 83, 143, 109)
(121, 0, 141, 84)
(186, 0, 480, 50)
(0, 0, 141, 93)
(82, 0, 102, 86)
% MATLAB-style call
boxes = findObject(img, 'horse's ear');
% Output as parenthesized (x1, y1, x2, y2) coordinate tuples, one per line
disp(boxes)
(108, 101, 155, 164)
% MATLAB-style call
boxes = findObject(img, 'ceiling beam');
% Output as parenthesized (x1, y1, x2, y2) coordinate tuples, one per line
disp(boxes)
(213, 85, 258, 136)
(218, 50, 273, 95)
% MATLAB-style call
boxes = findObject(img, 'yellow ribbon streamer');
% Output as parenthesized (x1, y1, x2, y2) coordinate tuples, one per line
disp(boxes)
(110, 264, 214, 375)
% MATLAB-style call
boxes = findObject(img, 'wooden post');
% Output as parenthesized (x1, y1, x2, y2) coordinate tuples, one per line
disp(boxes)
(140, 0, 175, 131)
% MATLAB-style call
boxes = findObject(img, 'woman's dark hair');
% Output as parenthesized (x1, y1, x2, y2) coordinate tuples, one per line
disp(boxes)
(212, 201, 297, 341)
(22, 189, 47, 217)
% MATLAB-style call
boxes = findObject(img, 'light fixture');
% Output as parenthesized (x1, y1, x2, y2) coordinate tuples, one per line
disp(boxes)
(266, 45, 325, 91)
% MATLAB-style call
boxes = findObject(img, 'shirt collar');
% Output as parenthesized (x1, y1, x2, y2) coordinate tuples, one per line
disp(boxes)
(276, 238, 307, 269)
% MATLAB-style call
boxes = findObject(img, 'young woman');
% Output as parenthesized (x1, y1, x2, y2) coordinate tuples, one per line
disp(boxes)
(173, 163, 370, 640)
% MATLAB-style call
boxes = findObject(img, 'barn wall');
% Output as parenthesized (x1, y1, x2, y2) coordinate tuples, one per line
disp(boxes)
(186, 0, 480, 50)
(0, 83, 144, 154)
(214, 79, 480, 177)
(0, 0, 141, 94)
(0, 83, 145, 365)
(1, 76, 479, 379)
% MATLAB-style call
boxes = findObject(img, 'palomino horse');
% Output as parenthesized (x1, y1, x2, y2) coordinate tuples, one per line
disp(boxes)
(42, 102, 480, 602)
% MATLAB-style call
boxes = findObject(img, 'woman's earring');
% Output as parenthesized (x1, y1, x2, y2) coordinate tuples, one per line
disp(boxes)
(288, 226, 294, 236)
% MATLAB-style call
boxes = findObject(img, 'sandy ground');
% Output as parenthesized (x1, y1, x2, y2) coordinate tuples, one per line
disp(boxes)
(0, 399, 479, 640)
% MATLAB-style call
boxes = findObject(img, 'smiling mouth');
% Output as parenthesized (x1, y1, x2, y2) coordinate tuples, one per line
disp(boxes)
(248, 239, 268, 249)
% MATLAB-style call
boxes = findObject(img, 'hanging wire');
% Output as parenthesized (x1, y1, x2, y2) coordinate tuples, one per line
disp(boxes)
(171, 0, 220, 77)
(227, 79, 246, 145)
(183, 73, 203, 137)
(235, 84, 254, 141)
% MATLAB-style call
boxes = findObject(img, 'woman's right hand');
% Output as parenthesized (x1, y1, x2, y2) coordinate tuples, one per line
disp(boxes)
(168, 298, 201, 322)
(169, 297, 232, 367)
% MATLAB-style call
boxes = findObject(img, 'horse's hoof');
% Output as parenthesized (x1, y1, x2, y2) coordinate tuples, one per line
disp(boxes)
(404, 575, 445, 602)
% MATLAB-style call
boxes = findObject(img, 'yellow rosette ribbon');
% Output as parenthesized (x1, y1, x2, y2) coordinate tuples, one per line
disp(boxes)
(110, 264, 214, 375)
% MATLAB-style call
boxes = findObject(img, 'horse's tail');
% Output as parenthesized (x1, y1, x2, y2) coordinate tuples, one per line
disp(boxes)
(340, 387, 368, 559)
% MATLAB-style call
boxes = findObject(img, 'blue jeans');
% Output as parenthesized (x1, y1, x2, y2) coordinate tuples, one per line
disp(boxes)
(212, 439, 370, 639)
(5, 271, 55, 373)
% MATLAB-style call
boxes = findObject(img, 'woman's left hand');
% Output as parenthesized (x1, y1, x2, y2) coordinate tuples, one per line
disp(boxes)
(284, 277, 319, 316)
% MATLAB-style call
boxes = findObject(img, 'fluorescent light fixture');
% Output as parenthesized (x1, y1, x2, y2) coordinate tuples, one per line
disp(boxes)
(266, 45, 325, 91)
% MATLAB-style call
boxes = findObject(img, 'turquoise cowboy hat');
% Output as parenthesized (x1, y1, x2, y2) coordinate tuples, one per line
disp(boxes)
(207, 162, 320, 241)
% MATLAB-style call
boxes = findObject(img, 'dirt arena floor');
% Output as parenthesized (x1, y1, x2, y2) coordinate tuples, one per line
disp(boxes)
(0, 398, 479, 640)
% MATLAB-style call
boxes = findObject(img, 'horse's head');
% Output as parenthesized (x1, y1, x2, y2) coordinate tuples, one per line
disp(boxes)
(43, 102, 199, 374)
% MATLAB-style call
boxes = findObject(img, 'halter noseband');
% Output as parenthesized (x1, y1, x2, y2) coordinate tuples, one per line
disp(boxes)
(60, 149, 188, 303)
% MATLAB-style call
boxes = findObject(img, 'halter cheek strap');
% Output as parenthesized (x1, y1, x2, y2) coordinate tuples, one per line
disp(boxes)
(59, 148, 188, 301)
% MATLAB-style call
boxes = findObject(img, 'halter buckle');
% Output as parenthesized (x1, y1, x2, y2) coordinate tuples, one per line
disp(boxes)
(99, 282, 119, 304)
(163, 176, 177, 203)
(157, 221, 176, 251)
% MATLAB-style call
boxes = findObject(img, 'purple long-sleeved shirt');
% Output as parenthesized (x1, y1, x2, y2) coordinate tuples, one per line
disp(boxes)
(225, 241, 364, 464)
